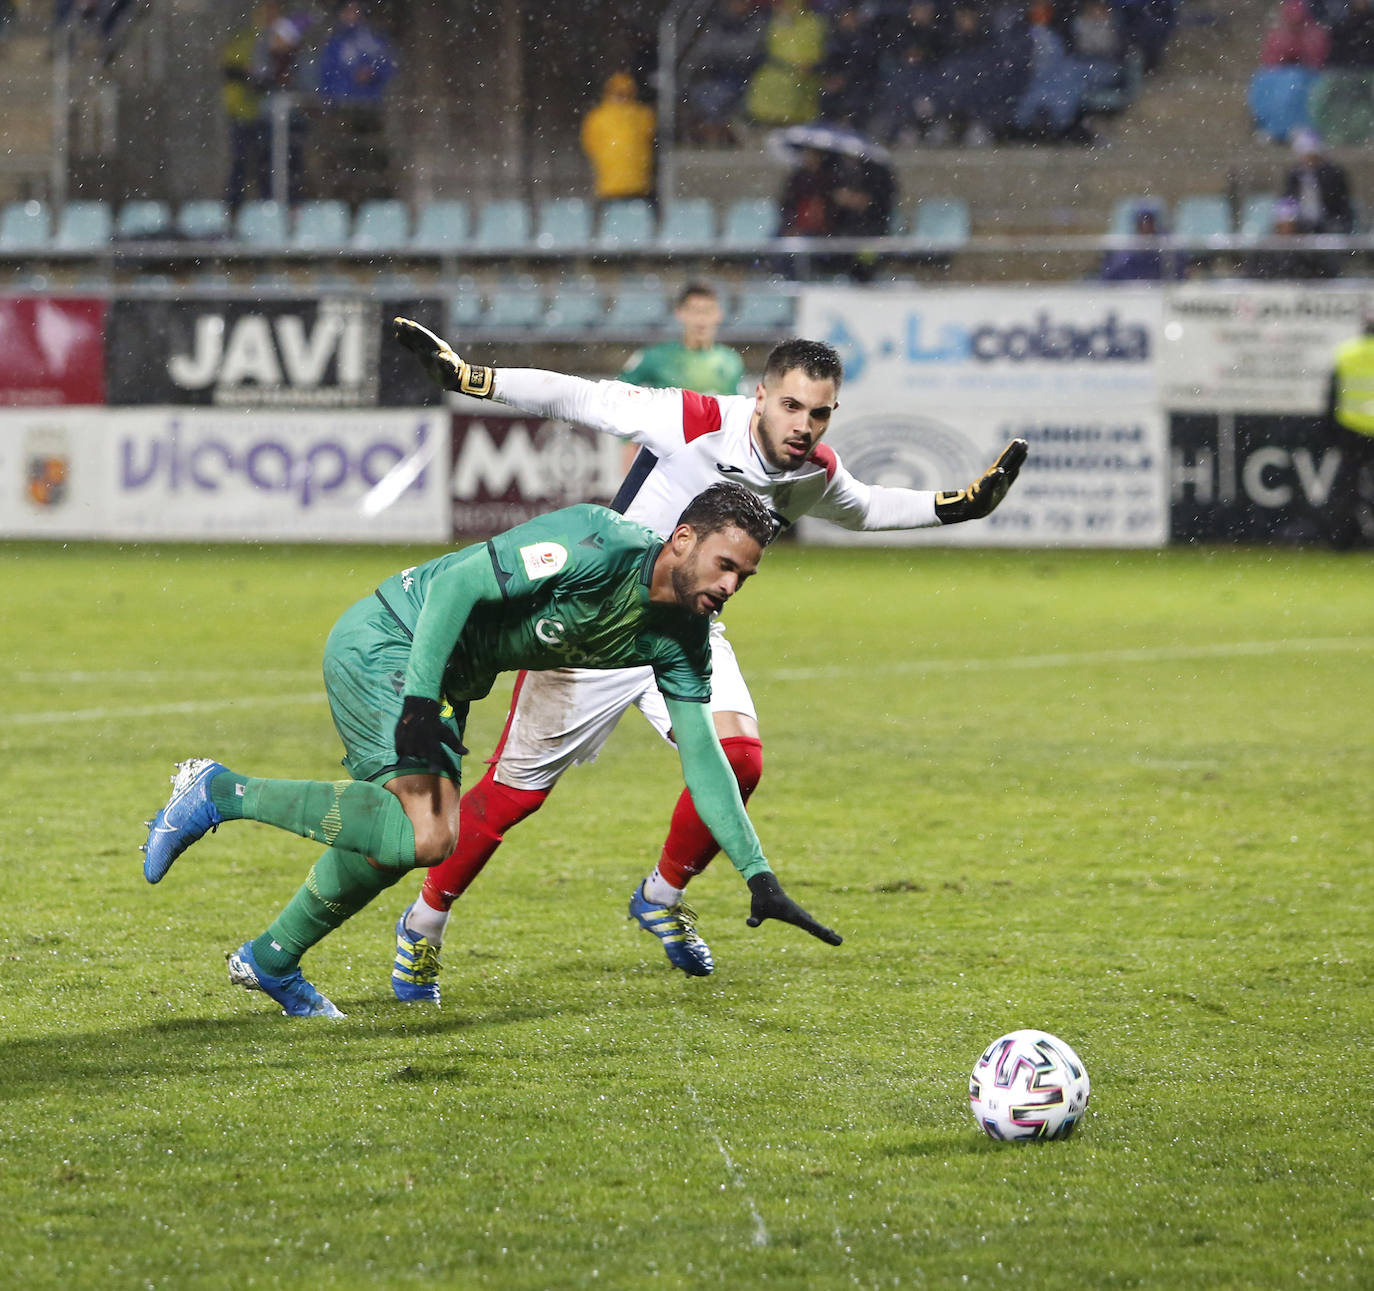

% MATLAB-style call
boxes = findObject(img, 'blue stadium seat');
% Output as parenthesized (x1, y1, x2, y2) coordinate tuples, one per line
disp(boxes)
(115, 199, 172, 240)
(482, 280, 545, 330)
(178, 199, 230, 240)
(291, 200, 351, 250)
(721, 198, 778, 245)
(534, 197, 593, 250)
(235, 200, 290, 247)
(603, 279, 670, 331)
(730, 290, 794, 333)
(544, 281, 604, 333)
(0, 200, 51, 251)
(1239, 193, 1277, 239)
(1173, 195, 1232, 239)
(912, 197, 970, 248)
(597, 199, 655, 249)
(351, 199, 411, 250)
(658, 198, 716, 247)
(473, 199, 532, 250)
(52, 201, 111, 251)
(409, 200, 468, 252)
(449, 276, 484, 330)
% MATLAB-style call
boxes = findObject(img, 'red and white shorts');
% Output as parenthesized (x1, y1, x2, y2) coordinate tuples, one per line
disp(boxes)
(490, 619, 755, 791)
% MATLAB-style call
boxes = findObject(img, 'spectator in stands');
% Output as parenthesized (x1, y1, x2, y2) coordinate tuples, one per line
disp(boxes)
(778, 146, 835, 239)
(871, 1, 950, 143)
(1072, 0, 1128, 97)
(827, 153, 896, 280)
(745, 0, 828, 127)
(817, 5, 882, 130)
(581, 72, 657, 207)
(1245, 196, 1338, 277)
(1259, 0, 1329, 69)
(1099, 202, 1183, 280)
(941, 3, 1015, 144)
(1012, 1, 1092, 143)
(1114, 0, 1175, 74)
(1328, 0, 1374, 69)
(222, 5, 274, 210)
(317, 2, 396, 204)
(1281, 129, 1355, 232)
(682, 0, 768, 147)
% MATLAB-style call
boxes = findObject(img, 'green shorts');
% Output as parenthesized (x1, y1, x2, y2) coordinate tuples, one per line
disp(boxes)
(322, 594, 467, 786)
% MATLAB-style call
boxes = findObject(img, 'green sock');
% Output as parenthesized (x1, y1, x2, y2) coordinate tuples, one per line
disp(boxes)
(210, 771, 416, 868)
(251, 846, 409, 975)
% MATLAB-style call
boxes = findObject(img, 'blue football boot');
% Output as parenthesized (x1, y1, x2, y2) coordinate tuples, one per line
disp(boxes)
(226, 941, 344, 1019)
(628, 882, 714, 976)
(392, 904, 442, 1004)
(141, 757, 226, 884)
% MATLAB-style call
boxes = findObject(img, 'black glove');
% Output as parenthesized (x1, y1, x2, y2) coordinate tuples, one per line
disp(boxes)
(746, 872, 843, 946)
(934, 438, 1029, 524)
(394, 695, 468, 768)
(391, 316, 495, 398)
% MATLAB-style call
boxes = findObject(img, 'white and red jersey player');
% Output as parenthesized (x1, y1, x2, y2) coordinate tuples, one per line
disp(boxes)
(473, 365, 941, 789)
(391, 342, 1018, 993)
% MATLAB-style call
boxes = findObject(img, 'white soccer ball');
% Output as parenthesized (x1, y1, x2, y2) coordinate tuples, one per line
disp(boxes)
(968, 1029, 1091, 1141)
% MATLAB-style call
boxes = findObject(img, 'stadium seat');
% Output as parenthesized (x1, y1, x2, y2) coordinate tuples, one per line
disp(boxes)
(351, 199, 411, 251)
(52, 200, 112, 251)
(1239, 194, 1277, 239)
(473, 199, 533, 250)
(1173, 195, 1232, 240)
(603, 279, 670, 331)
(1309, 70, 1374, 145)
(730, 290, 795, 333)
(291, 200, 350, 250)
(544, 280, 604, 333)
(658, 197, 716, 247)
(409, 200, 469, 252)
(535, 197, 593, 250)
(310, 269, 358, 291)
(597, 199, 655, 249)
(0, 200, 51, 251)
(1109, 195, 1161, 235)
(177, 199, 230, 240)
(912, 197, 971, 248)
(721, 198, 778, 245)
(115, 199, 172, 241)
(235, 200, 290, 247)
(482, 279, 545, 330)
(449, 276, 484, 330)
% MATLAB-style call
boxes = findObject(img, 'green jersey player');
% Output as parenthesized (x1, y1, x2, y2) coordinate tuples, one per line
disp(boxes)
(140, 483, 841, 1018)
(619, 281, 746, 396)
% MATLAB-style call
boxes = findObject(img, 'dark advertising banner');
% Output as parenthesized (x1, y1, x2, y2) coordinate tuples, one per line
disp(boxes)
(1170, 412, 1341, 543)
(450, 404, 626, 535)
(0, 296, 107, 406)
(106, 297, 446, 407)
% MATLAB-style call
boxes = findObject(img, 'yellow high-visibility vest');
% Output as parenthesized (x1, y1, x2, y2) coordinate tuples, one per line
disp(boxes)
(1333, 336, 1374, 436)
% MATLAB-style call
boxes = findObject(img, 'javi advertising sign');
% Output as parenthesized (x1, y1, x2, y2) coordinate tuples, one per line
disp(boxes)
(449, 402, 625, 535)
(0, 296, 107, 405)
(106, 297, 446, 408)
(0, 409, 450, 541)
(795, 286, 1167, 546)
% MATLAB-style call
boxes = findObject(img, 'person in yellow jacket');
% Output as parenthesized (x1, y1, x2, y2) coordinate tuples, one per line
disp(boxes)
(1325, 310, 1374, 548)
(581, 72, 657, 205)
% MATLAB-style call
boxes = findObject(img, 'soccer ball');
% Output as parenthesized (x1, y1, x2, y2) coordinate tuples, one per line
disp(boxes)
(968, 1029, 1090, 1141)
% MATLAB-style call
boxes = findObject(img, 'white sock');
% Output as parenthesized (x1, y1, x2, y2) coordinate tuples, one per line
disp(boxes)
(404, 892, 451, 945)
(643, 867, 685, 906)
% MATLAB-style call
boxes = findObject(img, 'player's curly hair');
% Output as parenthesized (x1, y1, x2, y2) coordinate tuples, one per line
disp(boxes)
(763, 338, 844, 390)
(676, 482, 777, 548)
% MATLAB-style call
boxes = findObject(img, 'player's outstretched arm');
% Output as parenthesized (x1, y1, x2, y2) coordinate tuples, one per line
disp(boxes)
(392, 317, 495, 398)
(934, 438, 1029, 524)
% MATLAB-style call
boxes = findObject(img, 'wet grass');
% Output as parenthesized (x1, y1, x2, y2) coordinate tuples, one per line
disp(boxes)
(1, 540, 1372, 1289)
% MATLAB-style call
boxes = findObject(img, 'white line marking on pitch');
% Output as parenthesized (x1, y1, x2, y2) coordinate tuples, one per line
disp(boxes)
(681, 1065, 770, 1248)
(5, 692, 324, 727)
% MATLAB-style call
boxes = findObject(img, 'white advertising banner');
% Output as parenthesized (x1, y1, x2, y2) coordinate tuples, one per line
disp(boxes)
(0, 409, 450, 541)
(1159, 284, 1366, 414)
(795, 286, 1167, 546)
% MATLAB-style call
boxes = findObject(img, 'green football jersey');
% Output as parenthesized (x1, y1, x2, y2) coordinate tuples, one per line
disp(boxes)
(619, 342, 745, 396)
(375, 504, 712, 707)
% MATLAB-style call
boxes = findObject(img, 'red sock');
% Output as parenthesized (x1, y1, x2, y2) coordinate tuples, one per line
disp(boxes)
(420, 767, 549, 910)
(657, 735, 763, 889)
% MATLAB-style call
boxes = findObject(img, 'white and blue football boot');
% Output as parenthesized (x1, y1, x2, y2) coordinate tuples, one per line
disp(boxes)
(141, 757, 226, 884)
(392, 904, 442, 1004)
(628, 882, 714, 976)
(226, 941, 344, 1019)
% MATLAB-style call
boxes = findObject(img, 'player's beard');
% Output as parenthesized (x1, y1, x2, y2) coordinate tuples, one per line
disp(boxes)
(669, 550, 719, 617)
(754, 410, 808, 473)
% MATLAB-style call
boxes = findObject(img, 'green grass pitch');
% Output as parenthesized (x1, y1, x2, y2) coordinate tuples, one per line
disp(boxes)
(2, 539, 1371, 1290)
